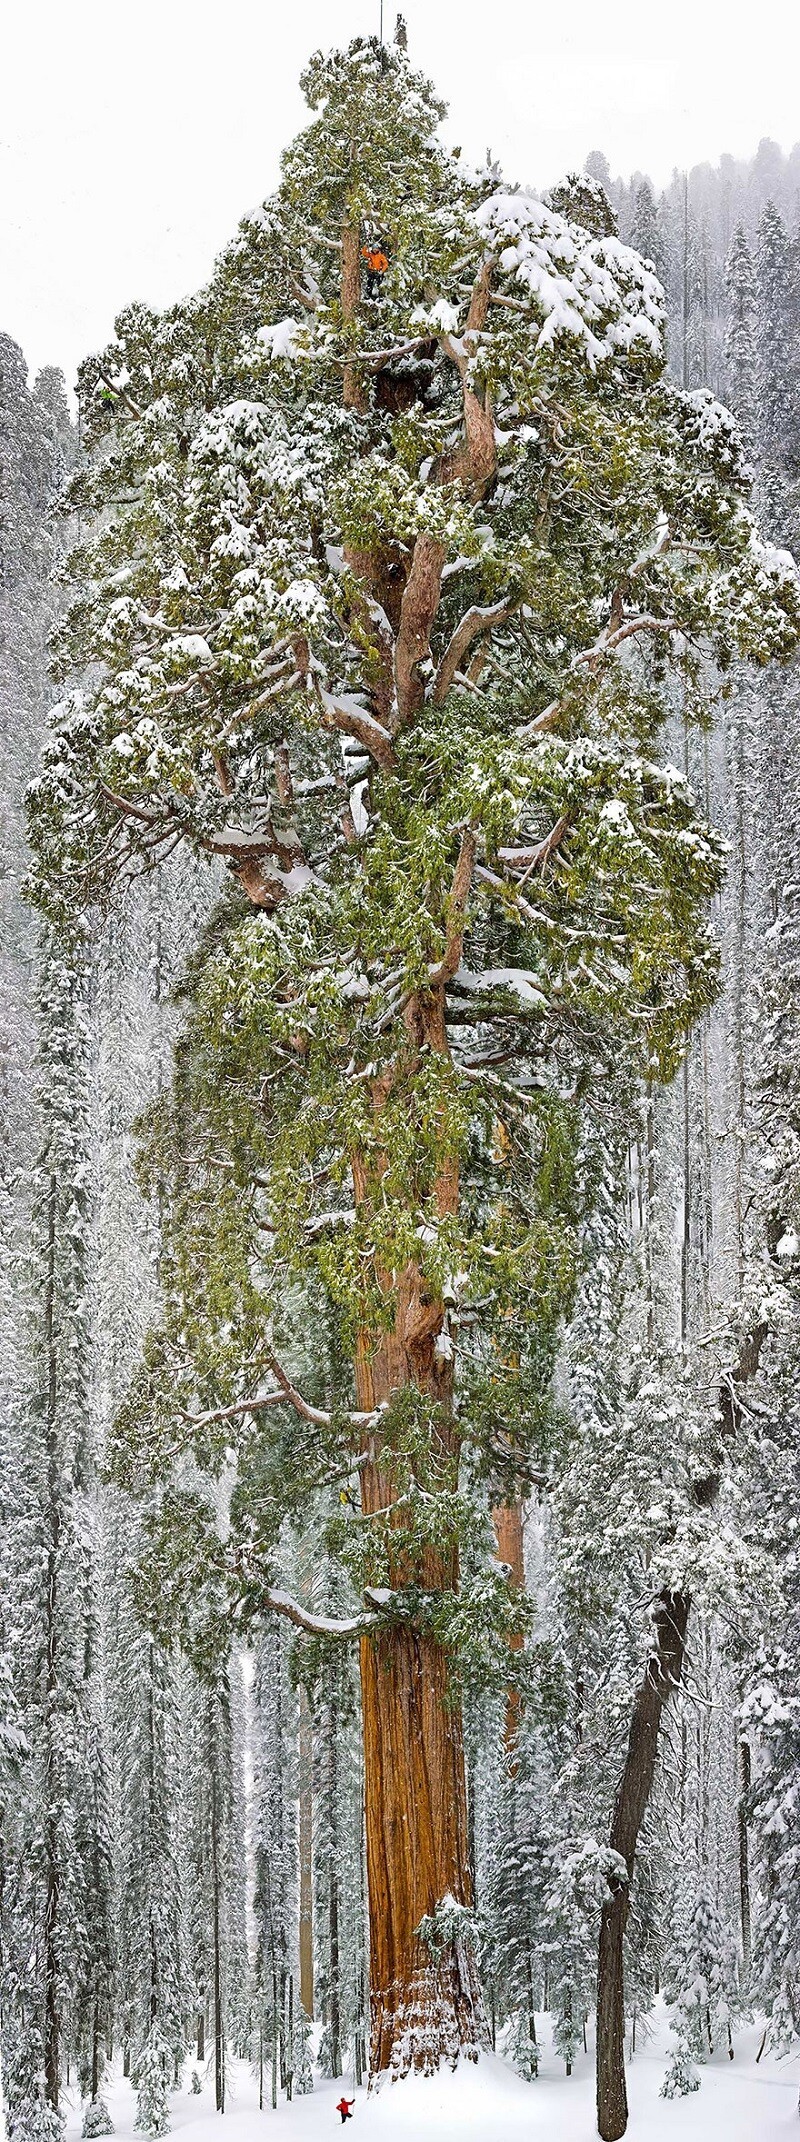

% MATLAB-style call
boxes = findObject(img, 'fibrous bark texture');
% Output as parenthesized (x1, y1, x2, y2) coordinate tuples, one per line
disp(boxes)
(360, 1621, 485, 2075)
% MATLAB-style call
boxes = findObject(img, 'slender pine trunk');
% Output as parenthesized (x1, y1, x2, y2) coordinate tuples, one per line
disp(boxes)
(43, 1170, 60, 2111)
(211, 1760, 224, 2112)
(298, 1688, 314, 2020)
(596, 1591, 690, 2142)
(738, 1734, 752, 1977)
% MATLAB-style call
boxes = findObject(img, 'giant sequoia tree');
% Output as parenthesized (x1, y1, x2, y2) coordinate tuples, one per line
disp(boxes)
(28, 34, 800, 2082)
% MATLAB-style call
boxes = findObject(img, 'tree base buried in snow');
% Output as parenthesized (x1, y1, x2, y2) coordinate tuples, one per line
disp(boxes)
(82, 2104, 114, 2139)
(133, 2035, 171, 2139)
(660, 2043, 701, 2098)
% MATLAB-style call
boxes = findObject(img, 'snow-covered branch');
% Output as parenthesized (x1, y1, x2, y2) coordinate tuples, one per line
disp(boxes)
(182, 1352, 380, 1436)
(525, 613, 682, 736)
(316, 685, 397, 772)
(263, 1589, 376, 1639)
(432, 596, 518, 706)
(496, 815, 570, 878)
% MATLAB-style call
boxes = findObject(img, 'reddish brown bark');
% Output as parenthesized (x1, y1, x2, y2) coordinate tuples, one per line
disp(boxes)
(394, 534, 447, 725)
(351, 977, 487, 2074)
(492, 1499, 525, 1756)
(359, 1620, 484, 2074)
(437, 262, 497, 497)
(355, 1284, 485, 2075)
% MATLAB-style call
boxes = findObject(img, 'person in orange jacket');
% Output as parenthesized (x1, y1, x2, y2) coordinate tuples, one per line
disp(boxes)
(361, 242, 389, 297)
(336, 2096, 355, 2123)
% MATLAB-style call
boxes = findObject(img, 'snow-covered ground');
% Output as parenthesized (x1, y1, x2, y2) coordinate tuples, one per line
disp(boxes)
(60, 2018, 800, 2142)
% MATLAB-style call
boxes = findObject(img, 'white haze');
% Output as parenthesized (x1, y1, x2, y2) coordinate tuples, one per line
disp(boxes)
(2, 0, 799, 387)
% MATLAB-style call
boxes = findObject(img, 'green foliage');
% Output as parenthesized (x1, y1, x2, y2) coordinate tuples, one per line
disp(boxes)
(27, 34, 800, 1685)
(661, 2042, 700, 2097)
(417, 1894, 479, 1964)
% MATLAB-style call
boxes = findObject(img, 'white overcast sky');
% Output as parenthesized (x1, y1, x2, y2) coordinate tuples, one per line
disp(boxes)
(2, 0, 799, 389)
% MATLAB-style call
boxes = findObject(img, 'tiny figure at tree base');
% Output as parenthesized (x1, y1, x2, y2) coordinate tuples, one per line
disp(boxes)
(336, 2098, 355, 2123)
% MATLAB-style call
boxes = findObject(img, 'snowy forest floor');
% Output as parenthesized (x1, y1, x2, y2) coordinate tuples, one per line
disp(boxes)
(58, 2019, 800, 2142)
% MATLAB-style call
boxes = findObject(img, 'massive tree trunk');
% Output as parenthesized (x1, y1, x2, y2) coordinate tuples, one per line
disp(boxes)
(355, 1268, 486, 2074)
(596, 1590, 690, 2142)
(359, 1618, 483, 2074)
(352, 987, 487, 2077)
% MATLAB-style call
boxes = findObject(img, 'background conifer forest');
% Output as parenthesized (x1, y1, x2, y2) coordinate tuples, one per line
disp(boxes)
(3, 30, 800, 2142)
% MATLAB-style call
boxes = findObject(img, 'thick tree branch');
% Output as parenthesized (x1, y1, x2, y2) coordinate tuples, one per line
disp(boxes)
(96, 369, 143, 421)
(496, 815, 570, 878)
(264, 1588, 376, 1639)
(394, 534, 447, 724)
(348, 336, 435, 375)
(316, 683, 398, 771)
(437, 258, 497, 497)
(432, 597, 517, 706)
(182, 1353, 380, 1436)
(426, 829, 478, 987)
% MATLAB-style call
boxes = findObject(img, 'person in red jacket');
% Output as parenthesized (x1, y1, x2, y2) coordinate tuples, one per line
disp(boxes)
(336, 2097, 355, 2123)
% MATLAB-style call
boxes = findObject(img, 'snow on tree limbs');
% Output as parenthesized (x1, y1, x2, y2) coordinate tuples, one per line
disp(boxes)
(25, 33, 800, 2079)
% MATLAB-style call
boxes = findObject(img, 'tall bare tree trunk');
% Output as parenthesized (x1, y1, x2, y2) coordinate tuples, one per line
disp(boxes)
(738, 1734, 752, 1978)
(298, 1688, 314, 2020)
(596, 1591, 690, 2142)
(210, 1760, 225, 2112)
(492, 1500, 525, 1754)
(44, 1169, 60, 2111)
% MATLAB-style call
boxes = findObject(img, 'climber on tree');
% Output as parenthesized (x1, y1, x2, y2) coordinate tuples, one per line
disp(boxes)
(361, 238, 389, 298)
(335, 2097, 355, 2124)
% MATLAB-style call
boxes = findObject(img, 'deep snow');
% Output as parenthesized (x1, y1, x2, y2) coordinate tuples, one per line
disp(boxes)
(55, 2017, 800, 2142)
